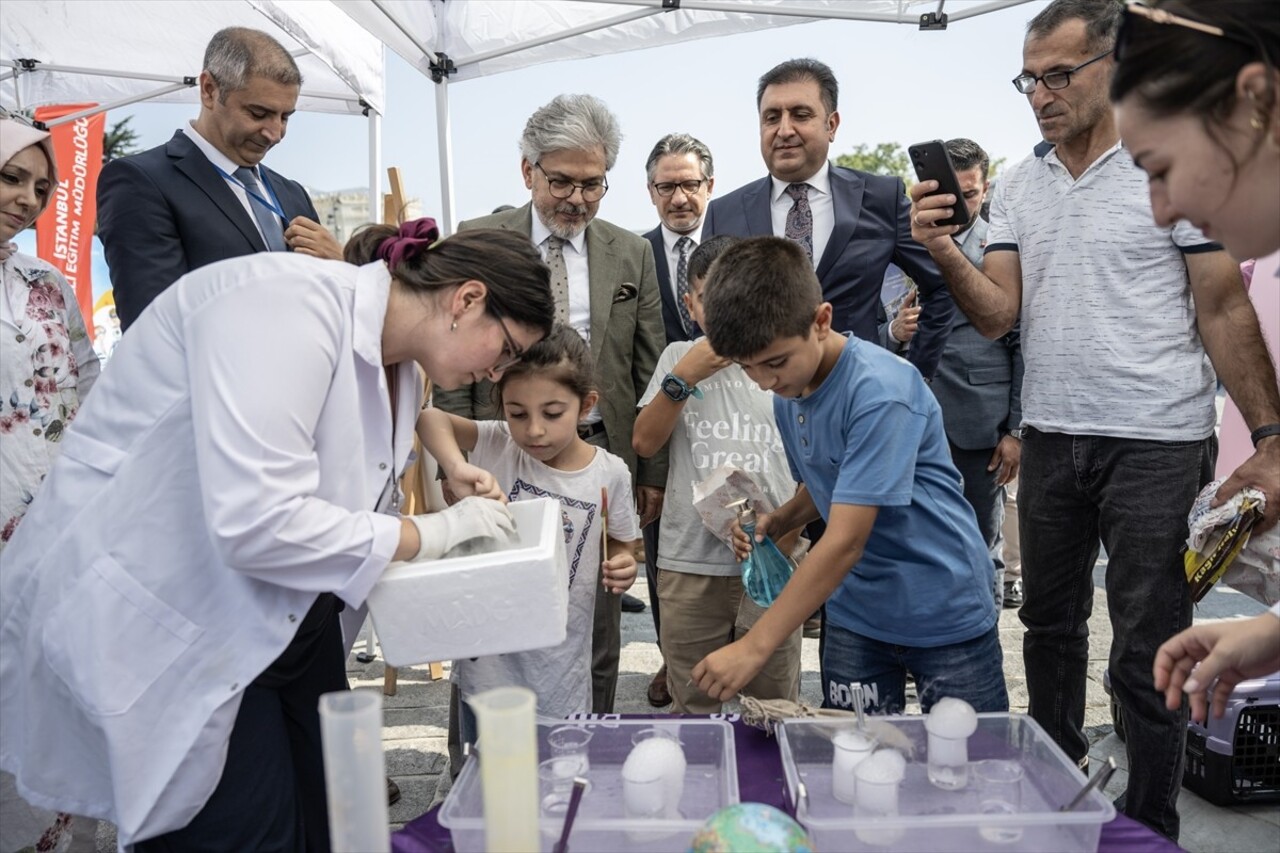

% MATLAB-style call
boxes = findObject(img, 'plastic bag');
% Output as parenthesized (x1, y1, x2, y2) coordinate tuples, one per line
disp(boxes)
(1184, 478, 1279, 605)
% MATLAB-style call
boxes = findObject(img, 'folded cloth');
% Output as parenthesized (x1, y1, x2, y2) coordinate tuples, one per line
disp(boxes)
(1184, 478, 1279, 605)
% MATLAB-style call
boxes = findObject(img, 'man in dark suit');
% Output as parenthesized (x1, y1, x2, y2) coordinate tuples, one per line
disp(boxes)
(643, 133, 714, 345)
(636, 132, 715, 707)
(98, 26, 341, 330)
(703, 58, 955, 379)
(927, 139, 1023, 610)
(436, 94, 666, 716)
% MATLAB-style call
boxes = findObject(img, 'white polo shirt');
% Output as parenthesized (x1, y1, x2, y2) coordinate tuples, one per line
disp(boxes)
(986, 141, 1219, 441)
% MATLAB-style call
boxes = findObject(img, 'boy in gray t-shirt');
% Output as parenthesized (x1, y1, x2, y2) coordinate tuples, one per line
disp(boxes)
(634, 236, 802, 713)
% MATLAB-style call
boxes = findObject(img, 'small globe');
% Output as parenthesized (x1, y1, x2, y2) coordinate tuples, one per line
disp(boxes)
(688, 803, 814, 852)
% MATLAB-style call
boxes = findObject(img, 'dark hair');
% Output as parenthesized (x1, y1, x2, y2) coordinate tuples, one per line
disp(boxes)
(1111, 0, 1278, 173)
(701, 237, 821, 360)
(495, 324, 595, 405)
(204, 27, 302, 94)
(1026, 0, 1122, 55)
(757, 58, 839, 115)
(344, 225, 554, 337)
(687, 234, 740, 283)
(944, 138, 990, 179)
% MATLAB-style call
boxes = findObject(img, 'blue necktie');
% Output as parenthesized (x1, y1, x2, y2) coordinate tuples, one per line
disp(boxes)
(235, 166, 287, 252)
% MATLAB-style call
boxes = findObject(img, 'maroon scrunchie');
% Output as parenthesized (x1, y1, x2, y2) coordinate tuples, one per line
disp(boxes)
(378, 217, 441, 269)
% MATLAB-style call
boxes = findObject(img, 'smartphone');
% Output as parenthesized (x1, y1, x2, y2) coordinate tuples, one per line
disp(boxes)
(908, 140, 971, 229)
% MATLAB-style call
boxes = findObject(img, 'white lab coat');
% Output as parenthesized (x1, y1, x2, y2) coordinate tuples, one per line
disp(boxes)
(0, 254, 422, 846)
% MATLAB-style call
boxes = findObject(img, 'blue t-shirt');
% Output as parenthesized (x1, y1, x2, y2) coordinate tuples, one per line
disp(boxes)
(774, 337, 997, 647)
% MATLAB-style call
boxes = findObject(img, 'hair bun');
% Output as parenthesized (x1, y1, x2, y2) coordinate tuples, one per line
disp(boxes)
(377, 217, 441, 269)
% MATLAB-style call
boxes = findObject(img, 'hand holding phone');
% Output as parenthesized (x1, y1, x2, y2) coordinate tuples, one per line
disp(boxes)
(908, 140, 971, 229)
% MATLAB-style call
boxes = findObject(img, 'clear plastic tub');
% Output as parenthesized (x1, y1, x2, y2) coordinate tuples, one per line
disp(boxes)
(366, 497, 568, 667)
(777, 713, 1115, 853)
(440, 718, 739, 852)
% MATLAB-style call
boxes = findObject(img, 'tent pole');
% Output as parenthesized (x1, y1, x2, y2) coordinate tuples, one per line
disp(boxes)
(584, 0, 1031, 24)
(369, 109, 382, 238)
(40, 81, 195, 127)
(435, 76, 456, 236)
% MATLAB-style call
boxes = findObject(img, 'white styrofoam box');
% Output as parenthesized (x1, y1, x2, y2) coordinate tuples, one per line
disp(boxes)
(366, 498, 568, 667)
(778, 713, 1115, 853)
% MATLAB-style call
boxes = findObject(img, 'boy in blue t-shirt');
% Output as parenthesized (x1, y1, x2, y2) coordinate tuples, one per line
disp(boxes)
(690, 236, 1007, 714)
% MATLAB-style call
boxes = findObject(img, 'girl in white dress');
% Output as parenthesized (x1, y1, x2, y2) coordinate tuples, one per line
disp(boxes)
(418, 325, 640, 741)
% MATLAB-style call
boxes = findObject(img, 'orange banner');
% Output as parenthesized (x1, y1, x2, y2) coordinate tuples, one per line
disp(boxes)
(33, 104, 105, 341)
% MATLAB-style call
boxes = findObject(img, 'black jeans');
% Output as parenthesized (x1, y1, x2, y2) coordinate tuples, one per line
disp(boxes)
(1019, 428, 1214, 841)
(950, 442, 1008, 608)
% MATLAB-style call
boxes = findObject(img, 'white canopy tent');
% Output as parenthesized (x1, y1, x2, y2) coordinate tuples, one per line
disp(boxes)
(1, 0, 387, 218)
(335, 0, 1034, 233)
(3, 0, 1036, 234)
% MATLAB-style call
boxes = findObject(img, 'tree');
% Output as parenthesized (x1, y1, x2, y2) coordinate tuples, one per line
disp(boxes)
(102, 116, 140, 164)
(834, 142, 912, 184)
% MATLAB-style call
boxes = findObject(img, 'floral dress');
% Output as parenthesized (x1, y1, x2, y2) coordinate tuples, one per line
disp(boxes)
(0, 252, 99, 547)
(0, 251, 100, 853)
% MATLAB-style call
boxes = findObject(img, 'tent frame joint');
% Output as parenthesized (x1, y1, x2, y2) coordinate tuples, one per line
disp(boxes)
(661, 0, 681, 10)
(429, 53, 456, 83)
(16, 58, 40, 71)
(919, 12, 949, 30)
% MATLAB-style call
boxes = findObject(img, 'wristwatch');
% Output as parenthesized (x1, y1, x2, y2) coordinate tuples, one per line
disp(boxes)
(660, 372, 702, 402)
(1007, 428, 1026, 440)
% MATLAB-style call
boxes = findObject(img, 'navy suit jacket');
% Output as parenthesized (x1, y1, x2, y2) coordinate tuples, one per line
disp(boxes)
(98, 131, 320, 330)
(703, 165, 955, 378)
(642, 225, 696, 344)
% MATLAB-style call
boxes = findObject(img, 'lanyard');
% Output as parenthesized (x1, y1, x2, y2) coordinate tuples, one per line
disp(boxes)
(213, 163, 288, 222)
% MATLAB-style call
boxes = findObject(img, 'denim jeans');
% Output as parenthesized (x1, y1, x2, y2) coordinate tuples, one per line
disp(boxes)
(951, 442, 1008, 608)
(821, 622, 1008, 715)
(1019, 428, 1214, 841)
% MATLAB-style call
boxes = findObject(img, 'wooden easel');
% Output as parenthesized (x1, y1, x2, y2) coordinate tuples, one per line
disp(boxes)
(380, 167, 446, 695)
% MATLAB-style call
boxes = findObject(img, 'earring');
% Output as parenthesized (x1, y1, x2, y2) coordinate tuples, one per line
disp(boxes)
(1251, 110, 1268, 131)
(450, 321, 458, 332)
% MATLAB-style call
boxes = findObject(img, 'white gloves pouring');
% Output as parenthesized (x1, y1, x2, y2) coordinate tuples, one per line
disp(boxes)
(409, 496, 517, 562)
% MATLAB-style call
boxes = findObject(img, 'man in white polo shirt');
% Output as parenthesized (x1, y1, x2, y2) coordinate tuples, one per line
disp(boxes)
(908, 0, 1280, 842)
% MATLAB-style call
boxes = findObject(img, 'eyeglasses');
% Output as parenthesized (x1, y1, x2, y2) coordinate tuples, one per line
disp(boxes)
(534, 161, 608, 202)
(1113, 1, 1255, 62)
(1012, 50, 1110, 94)
(651, 179, 707, 197)
(490, 309, 525, 374)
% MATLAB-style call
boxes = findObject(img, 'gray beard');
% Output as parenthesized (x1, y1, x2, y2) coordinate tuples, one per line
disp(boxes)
(536, 204, 590, 240)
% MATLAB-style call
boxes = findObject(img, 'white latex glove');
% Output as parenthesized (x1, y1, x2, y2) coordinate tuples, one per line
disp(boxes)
(409, 496, 516, 561)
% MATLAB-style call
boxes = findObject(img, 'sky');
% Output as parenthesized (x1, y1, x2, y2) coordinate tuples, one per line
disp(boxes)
(84, 0, 1054, 236)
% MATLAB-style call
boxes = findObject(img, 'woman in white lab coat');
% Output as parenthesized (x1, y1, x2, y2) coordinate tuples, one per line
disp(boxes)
(0, 217, 553, 850)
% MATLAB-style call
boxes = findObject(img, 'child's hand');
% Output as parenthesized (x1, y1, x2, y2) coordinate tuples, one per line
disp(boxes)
(691, 637, 769, 702)
(602, 551, 638, 594)
(445, 462, 506, 503)
(730, 510, 774, 562)
(674, 338, 732, 385)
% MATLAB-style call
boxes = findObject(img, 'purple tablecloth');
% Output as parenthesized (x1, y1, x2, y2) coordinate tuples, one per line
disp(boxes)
(392, 715, 1182, 853)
